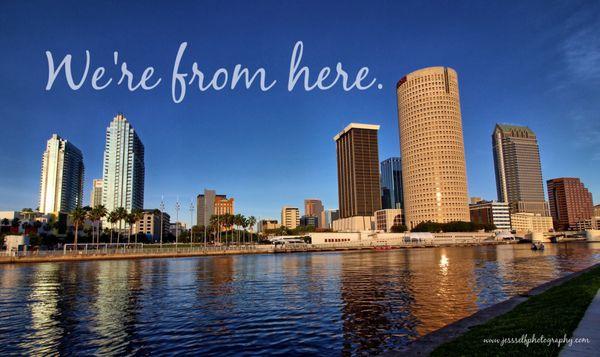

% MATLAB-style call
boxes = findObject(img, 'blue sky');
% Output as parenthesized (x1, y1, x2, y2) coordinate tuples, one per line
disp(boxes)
(1, 0, 599, 225)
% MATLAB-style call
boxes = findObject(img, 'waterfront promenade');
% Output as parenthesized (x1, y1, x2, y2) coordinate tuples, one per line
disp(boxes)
(0, 238, 507, 264)
(561, 288, 600, 356)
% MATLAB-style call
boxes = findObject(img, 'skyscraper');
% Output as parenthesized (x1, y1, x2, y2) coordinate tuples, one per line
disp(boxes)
(396, 67, 470, 229)
(90, 179, 103, 207)
(492, 124, 549, 216)
(39, 134, 84, 214)
(101, 114, 145, 213)
(281, 206, 300, 229)
(380, 157, 403, 209)
(304, 199, 324, 217)
(334, 123, 381, 231)
(547, 177, 593, 230)
(196, 189, 234, 227)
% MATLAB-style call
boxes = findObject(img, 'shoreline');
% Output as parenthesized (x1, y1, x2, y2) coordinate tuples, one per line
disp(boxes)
(0, 240, 509, 265)
(390, 262, 600, 356)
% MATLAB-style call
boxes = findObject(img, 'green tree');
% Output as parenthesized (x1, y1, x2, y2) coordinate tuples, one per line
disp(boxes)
(107, 211, 119, 243)
(70, 207, 87, 249)
(125, 209, 144, 244)
(234, 214, 245, 245)
(247, 216, 256, 243)
(113, 207, 128, 242)
(391, 224, 408, 233)
(88, 205, 107, 244)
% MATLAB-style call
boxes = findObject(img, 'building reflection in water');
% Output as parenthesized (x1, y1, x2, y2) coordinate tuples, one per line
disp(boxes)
(0, 243, 598, 355)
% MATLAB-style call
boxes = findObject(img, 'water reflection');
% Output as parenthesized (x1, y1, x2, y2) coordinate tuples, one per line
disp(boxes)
(0, 243, 598, 355)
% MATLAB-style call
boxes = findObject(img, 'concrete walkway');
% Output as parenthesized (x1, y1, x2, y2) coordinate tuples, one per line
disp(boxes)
(560, 288, 600, 356)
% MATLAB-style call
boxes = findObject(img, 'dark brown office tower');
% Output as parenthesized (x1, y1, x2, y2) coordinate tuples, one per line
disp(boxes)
(334, 123, 382, 219)
(547, 178, 594, 230)
(492, 124, 549, 215)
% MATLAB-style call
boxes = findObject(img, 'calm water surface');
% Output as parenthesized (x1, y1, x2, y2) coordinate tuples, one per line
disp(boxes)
(1, 243, 599, 356)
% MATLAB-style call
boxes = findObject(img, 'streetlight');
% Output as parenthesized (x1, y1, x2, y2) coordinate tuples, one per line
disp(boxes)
(160, 196, 165, 248)
(175, 197, 180, 246)
(189, 200, 195, 247)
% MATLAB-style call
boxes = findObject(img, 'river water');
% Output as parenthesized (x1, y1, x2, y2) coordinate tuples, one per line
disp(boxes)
(1, 243, 599, 356)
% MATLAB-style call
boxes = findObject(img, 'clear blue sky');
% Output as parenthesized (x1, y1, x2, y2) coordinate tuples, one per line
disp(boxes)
(1, 0, 599, 225)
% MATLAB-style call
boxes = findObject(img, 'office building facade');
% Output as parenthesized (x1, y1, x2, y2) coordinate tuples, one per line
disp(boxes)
(334, 123, 382, 225)
(196, 189, 234, 227)
(375, 208, 404, 232)
(396, 67, 470, 229)
(281, 206, 300, 229)
(39, 134, 84, 214)
(300, 215, 319, 227)
(380, 157, 403, 210)
(469, 200, 511, 231)
(258, 219, 279, 233)
(492, 124, 549, 216)
(547, 177, 594, 230)
(304, 199, 324, 218)
(90, 179, 103, 207)
(133, 209, 171, 242)
(510, 212, 553, 234)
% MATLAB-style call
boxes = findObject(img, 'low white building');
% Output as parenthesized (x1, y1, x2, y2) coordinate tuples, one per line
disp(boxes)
(308, 232, 374, 244)
(4, 235, 30, 253)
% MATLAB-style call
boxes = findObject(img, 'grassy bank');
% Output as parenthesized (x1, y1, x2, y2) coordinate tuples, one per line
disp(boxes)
(432, 265, 600, 356)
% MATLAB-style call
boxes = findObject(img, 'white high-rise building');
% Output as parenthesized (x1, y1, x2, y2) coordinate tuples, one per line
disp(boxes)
(39, 134, 84, 214)
(101, 114, 145, 213)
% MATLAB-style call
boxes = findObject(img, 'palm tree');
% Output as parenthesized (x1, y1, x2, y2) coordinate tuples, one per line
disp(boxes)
(95, 205, 107, 243)
(107, 211, 119, 244)
(70, 207, 87, 250)
(88, 205, 107, 244)
(209, 214, 221, 244)
(128, 209, 145, 244)
(113, 207, 128, 242)
(234, 214, 244, 245)
(247, 216, 256, 244)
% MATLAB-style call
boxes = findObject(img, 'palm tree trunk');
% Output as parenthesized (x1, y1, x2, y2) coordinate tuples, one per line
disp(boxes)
(74, 222, 79, 250)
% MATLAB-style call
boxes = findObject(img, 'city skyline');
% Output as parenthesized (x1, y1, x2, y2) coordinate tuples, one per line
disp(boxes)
(1, 1, 599, 226)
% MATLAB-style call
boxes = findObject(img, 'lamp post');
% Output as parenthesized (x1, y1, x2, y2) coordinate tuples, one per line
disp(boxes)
(189, 200, 194, 247)
(160, 196, 165, 248)
(175, 197, 180, 246)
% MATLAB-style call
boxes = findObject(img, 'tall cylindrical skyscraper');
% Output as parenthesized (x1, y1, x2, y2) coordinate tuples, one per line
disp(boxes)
(396, 67, 470, 229)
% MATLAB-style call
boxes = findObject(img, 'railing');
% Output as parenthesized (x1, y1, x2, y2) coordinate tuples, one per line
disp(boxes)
(1, 237, 502, 259)
(3, 243, 274, 258)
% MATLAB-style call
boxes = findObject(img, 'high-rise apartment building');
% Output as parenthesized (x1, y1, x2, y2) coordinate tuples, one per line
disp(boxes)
(281, 206, 300, 229)
(196, 189, 235, 226)
(304, 199, 324, 218)
(101, 114, 145, 213)
(90, 179, 103, 207)
(39, 134, 84, 214)
(492, 124, 549, 216)
(396, 67, 470, 229)
(547, 178, 594, 231)
(380, 157, 403, 209)
(334, 123, 381, 225)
